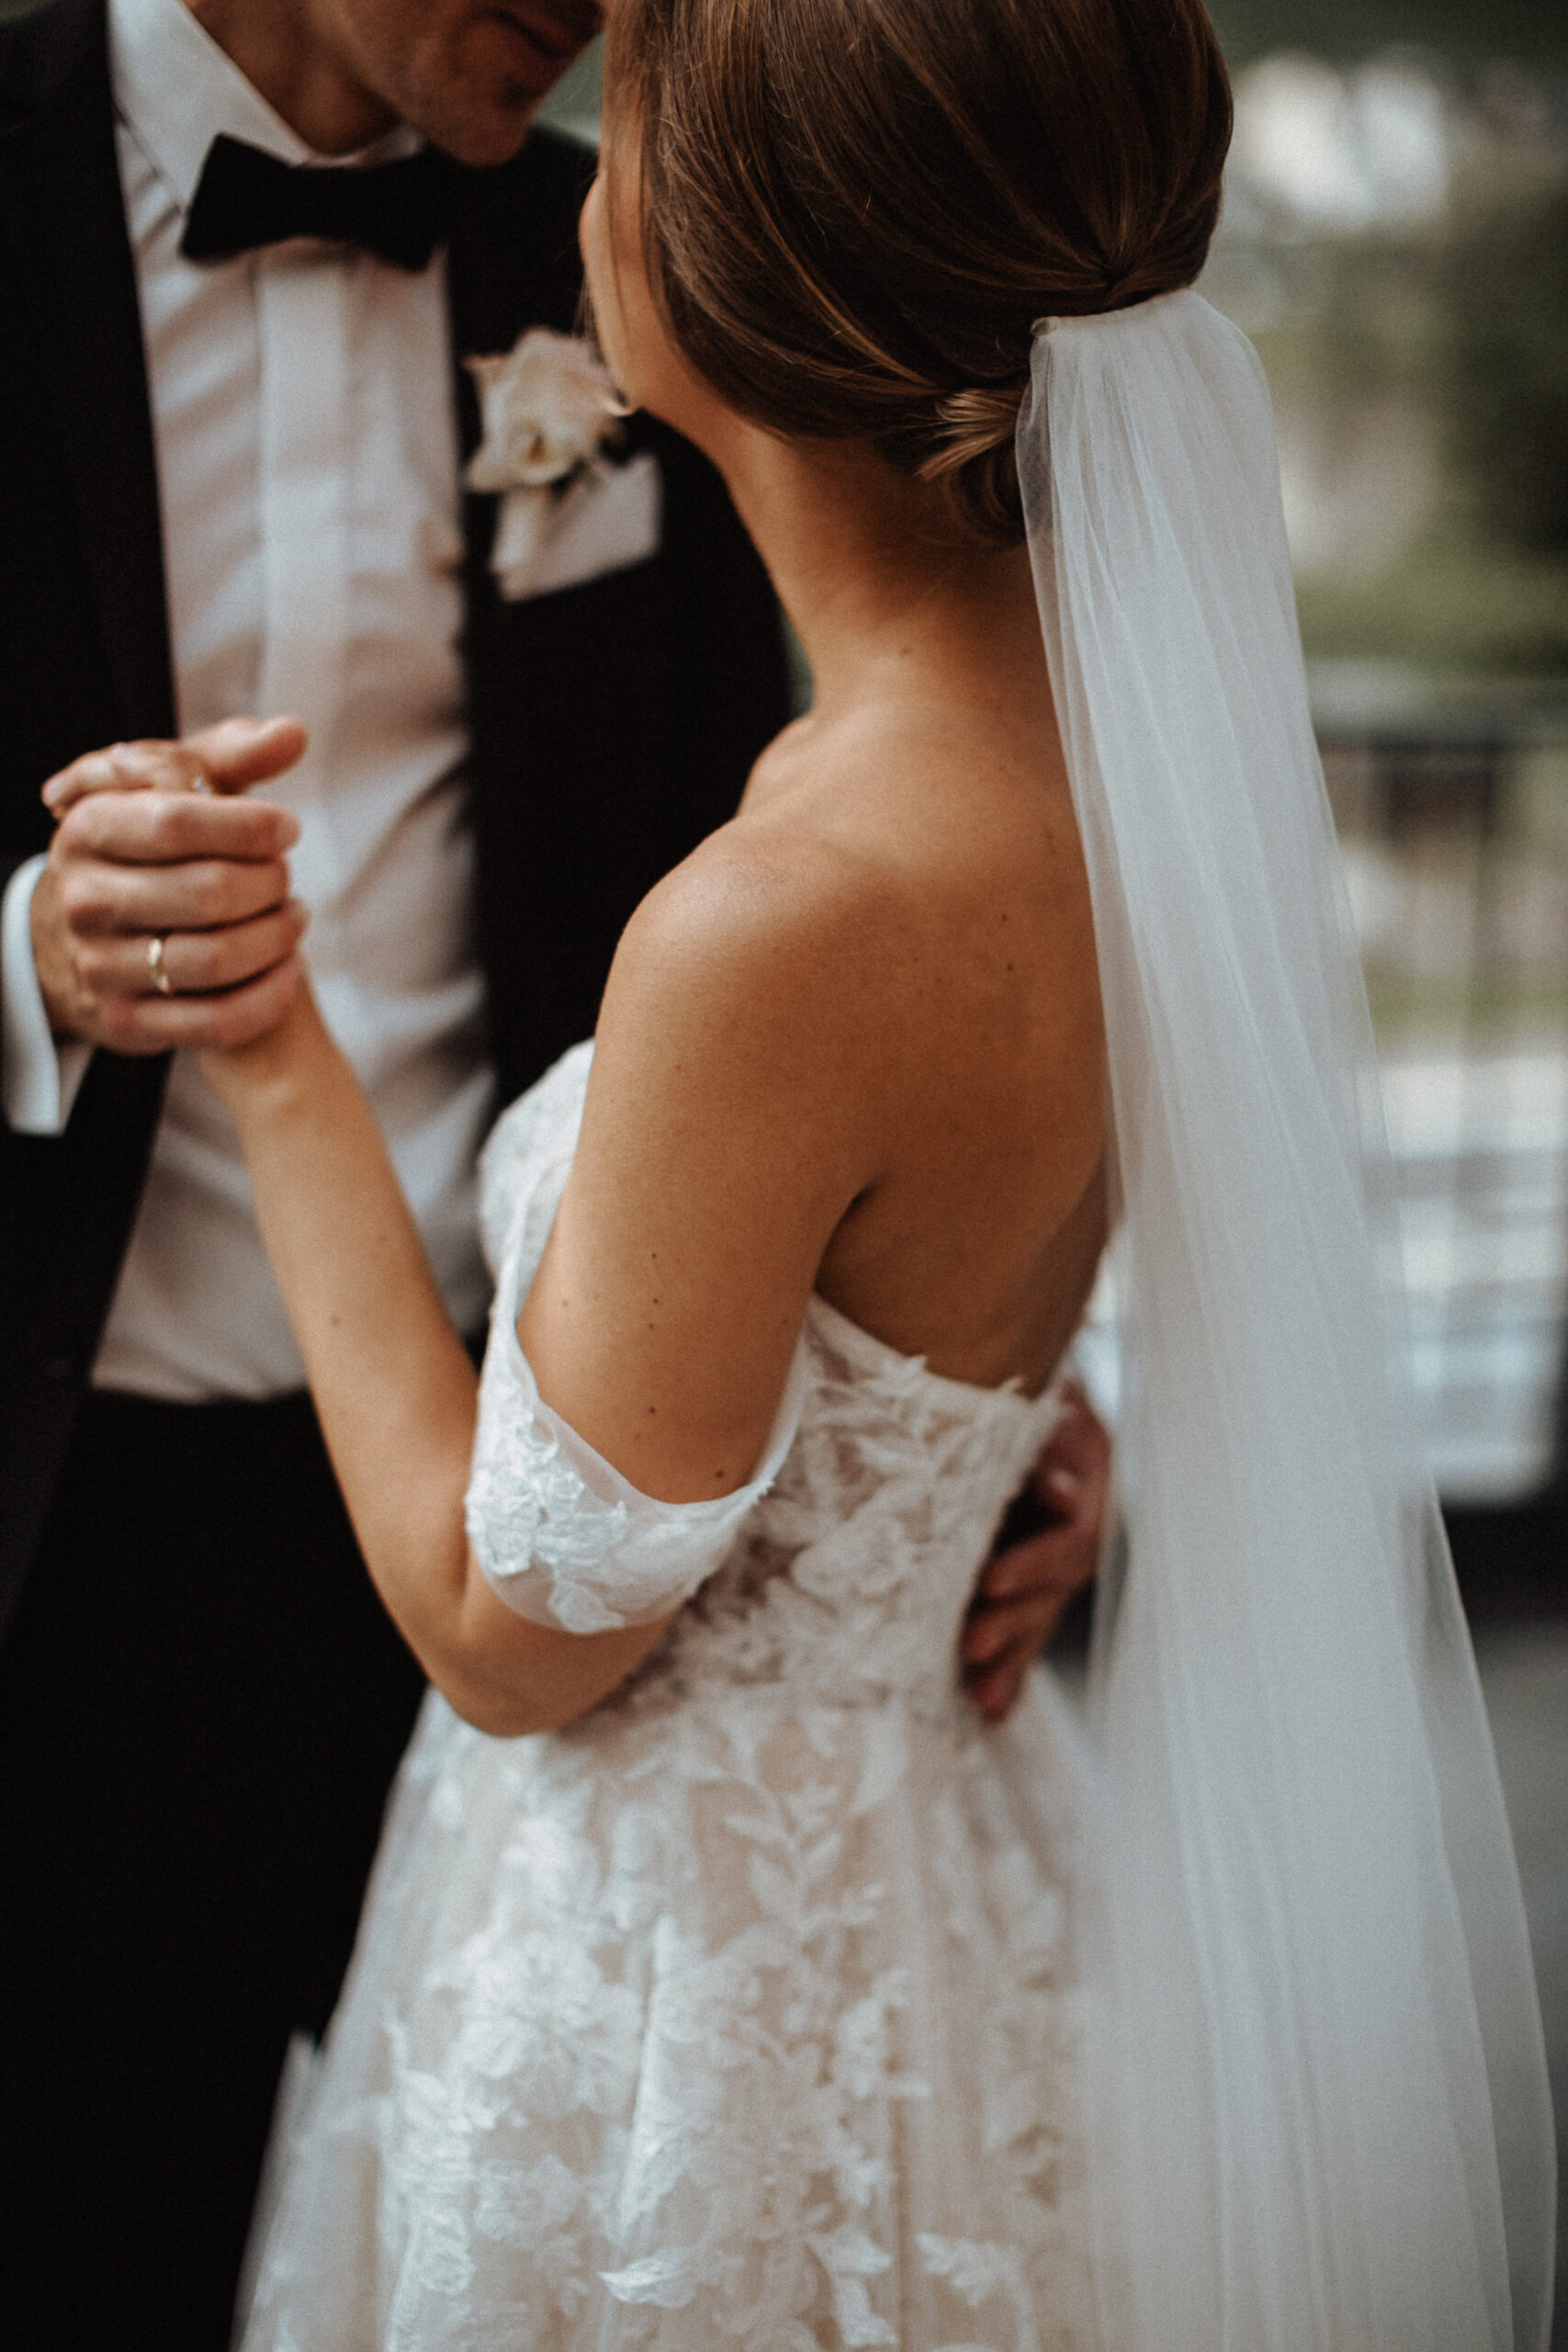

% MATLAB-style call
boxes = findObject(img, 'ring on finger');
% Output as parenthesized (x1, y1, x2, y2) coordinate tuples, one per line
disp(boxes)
(146, 933, 174, 997)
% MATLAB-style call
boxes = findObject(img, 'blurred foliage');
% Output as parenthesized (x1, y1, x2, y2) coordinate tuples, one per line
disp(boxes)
(1230, 183, 1568, 673)
(1444, 180, 1568, 558)
(1210, 33, 1568, 678)
(1211, 1, 1568, 72)
(1294, 546, 1568, 676)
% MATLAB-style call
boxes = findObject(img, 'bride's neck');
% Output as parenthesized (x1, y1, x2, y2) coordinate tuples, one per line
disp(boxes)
(709, 423, 1044, 724)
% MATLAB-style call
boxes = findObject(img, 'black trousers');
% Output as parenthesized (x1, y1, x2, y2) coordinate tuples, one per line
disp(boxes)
(0, 1389, 425, 2352)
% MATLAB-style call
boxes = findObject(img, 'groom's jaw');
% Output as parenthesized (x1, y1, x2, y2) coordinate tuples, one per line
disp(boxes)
(188, 2, 604, 168)
(366, 4, 607, 166)
(474, 6, 592, 96)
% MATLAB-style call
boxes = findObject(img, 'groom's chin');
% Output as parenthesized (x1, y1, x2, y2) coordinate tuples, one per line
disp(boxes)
(406, 79, 545, 173)
(405, 11, 592, 168)
(423, 92, 546, 171)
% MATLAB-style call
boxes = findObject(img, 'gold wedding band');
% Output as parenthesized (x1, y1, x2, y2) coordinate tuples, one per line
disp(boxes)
(147, 934, 174, 996)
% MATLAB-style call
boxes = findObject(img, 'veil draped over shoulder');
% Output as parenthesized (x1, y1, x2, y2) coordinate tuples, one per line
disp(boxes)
(1018, 289, 1556, 2351)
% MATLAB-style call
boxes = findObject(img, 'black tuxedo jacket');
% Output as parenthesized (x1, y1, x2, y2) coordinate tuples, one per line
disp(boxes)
(0, 0, 790, 1639)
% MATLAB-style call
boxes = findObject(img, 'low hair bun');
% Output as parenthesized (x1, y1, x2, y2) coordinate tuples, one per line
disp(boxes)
(916, 383, 1031, 546)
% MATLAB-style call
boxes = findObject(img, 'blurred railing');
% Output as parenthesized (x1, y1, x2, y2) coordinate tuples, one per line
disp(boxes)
(1319, 707, 1568, 1512)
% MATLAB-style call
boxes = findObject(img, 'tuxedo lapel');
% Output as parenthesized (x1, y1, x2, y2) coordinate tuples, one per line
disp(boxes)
(442, 128, 604, 1096)
(0, 0, 175, 745)
(445, 128, 596, 568)
(437, 125, 788, 1107)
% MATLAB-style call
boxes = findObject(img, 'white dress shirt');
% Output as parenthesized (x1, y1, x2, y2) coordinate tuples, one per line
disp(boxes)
(0, 0, 497, 1397)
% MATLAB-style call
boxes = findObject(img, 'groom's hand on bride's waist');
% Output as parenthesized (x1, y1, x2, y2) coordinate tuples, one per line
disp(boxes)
(31, 717, 310, 1056)
(963, 1380, 1110, 1724)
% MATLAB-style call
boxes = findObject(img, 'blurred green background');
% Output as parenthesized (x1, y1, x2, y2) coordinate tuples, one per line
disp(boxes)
(1205, 5, 1568, 686)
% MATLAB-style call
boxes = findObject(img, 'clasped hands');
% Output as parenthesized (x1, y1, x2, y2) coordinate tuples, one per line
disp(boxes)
(32, 715, 1110, 1717)
(32, 715, 310, 1054)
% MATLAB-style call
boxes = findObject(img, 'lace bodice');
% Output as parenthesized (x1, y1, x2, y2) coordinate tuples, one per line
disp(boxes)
(241, 1045, 1094, 2352)
(466, 1042, 1066, 1719)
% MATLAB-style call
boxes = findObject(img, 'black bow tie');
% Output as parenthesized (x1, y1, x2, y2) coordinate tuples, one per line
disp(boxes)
(181, 134, 454, 273)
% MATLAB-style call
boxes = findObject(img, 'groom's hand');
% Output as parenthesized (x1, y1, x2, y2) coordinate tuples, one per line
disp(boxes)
(963, 1380, 1111, 1723)
(31, 718, 310, 1054)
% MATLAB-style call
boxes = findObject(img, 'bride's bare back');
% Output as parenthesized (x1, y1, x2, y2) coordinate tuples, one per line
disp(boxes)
(735, 650, 1105, 1395)
(520, 459, 1106, 1505)
(757, 686, 1109, 1392)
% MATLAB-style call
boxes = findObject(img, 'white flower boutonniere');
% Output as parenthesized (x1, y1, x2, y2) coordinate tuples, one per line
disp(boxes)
(465, 328, 659, 602)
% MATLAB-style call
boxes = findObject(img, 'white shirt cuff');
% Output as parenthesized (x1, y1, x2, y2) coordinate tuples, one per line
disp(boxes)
(3, 854, 92, 1136)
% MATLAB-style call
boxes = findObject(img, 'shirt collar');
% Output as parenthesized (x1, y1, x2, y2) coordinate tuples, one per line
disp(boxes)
(108, 0, 421, 215)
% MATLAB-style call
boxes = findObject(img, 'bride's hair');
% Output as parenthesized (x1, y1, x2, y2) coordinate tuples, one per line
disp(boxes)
(604, 0, 1232, 543)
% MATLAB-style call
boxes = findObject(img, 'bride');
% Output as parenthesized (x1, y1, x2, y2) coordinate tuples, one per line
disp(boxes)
(68, 0, 1553, 2343)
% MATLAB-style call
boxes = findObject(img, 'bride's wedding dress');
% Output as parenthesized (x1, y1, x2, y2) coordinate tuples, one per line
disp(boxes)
(240, 1041, 1100, 2352)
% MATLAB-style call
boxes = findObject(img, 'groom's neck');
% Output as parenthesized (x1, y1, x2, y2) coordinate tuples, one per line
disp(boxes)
(188, 0, 401, 155)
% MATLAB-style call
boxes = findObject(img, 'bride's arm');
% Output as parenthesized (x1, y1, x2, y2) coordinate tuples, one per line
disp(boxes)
(513, 838, 886, 1499)
(203, 830, 887, 1735)
(199, 989, 666, 1734)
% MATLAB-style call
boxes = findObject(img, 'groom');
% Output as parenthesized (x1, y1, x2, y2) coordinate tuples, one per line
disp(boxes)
(0, 1, 1108, 2344)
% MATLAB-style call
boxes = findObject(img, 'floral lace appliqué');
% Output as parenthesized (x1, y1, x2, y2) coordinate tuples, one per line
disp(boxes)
(240, 1046, 1095, 2352)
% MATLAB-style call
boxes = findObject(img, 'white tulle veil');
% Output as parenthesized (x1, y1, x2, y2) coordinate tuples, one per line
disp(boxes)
(1018, 288, 1556, 2351)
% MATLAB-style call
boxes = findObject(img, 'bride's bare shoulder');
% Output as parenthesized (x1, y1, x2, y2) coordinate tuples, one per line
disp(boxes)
(596, 697, 1090, 1139)
(600, 795, 925, 1094)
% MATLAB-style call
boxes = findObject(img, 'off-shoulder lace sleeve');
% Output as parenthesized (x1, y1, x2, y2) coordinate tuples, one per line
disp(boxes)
(465, 1049, 808, 1635)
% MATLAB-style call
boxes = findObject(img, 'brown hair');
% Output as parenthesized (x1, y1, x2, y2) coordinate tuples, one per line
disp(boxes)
(605, 0, 1232, 542)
